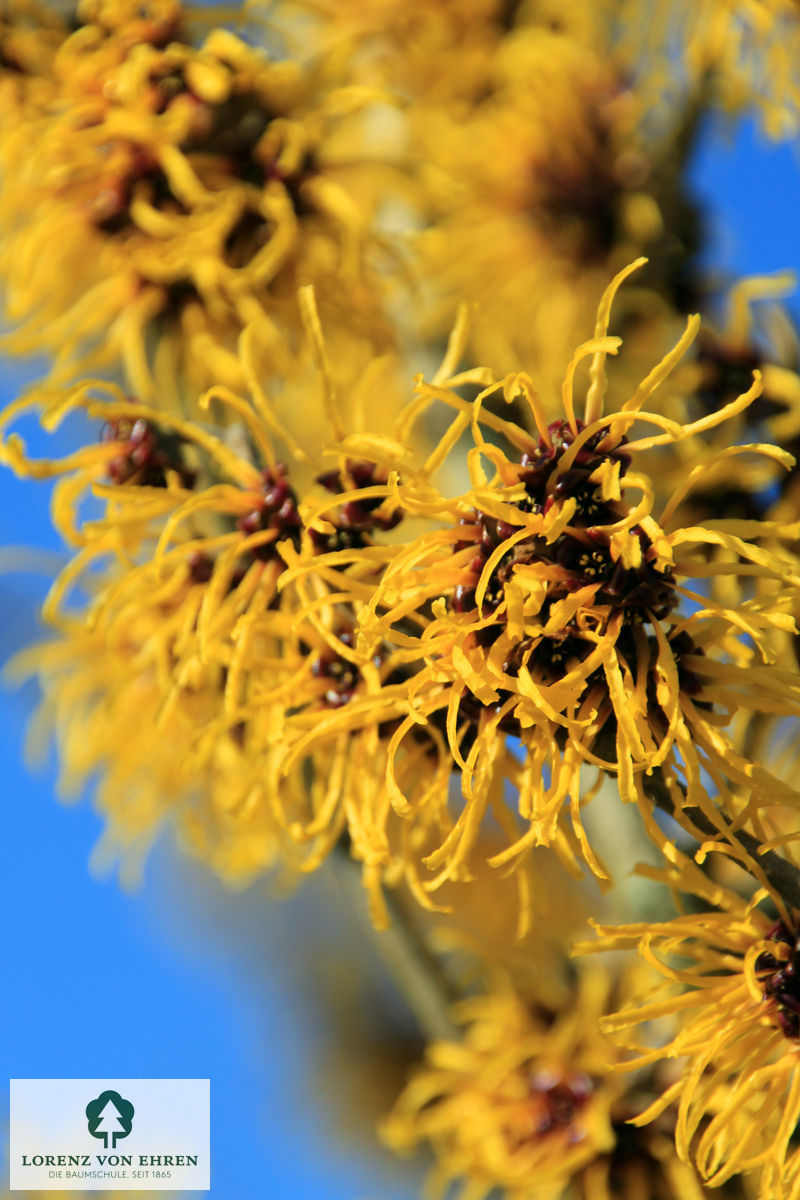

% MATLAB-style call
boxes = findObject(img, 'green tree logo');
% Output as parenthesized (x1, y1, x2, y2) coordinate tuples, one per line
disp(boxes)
(86, 1090, 135, 1149)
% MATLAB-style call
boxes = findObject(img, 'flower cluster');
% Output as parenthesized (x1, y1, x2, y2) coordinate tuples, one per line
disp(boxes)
(2, 1, 800, 1198)
(286, 263, 800, 898)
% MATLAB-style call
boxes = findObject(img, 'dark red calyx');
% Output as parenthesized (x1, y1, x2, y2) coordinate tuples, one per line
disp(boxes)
(102, 414, 196, 489)
(519, 419, 631, 523)
(756, 919, 800, 1040)
(311, 459, 401, 553)
(187, 552, 214, 584)
(310, 631, 372, 709)
(237, 462, 301, 561)
(514, 1068, 593, 1145)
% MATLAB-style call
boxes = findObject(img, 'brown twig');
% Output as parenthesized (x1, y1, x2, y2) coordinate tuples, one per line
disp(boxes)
(643, 767, 800, 913)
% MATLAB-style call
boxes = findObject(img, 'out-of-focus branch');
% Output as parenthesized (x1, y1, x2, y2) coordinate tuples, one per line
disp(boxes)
(330, 846, 459, 1042)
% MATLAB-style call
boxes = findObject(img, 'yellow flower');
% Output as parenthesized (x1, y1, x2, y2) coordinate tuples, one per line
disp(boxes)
(382, 958, 716, 1200)
(629, 0, 800, 140)
(291, 0, 508, 104)
(0, 1, 67, 79)
(408, 23, 680, 393)
(0, 3, 394, 398)
(75, 0, 185, 42)
(288, 260, 800, 893)
(584, 852, 800, 1199)
(674, 272, 800, 528)
(382, 971, 621, 1200)
(0, 0, 69, 136)
(0, 317, 442, 924)
(427, 846, 594, 998)
(4, 383, 302, 882)
(13, 595, 293, 887)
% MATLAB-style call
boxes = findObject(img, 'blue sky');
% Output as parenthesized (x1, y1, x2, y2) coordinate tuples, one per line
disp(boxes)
(0, 112, 797, 1199)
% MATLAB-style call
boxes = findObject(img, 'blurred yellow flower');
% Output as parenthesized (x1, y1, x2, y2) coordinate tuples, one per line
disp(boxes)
(0, 0, 67, 79)
(410, 26, 671, 387)
(631, 0, 800, 140)
(0, 2, 395, 398)
(382, 958, 714, 1200)
(382, 971, 621, 1200)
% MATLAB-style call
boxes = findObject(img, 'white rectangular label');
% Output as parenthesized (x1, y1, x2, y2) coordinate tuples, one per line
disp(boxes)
(10, 1079, 210, 1191)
